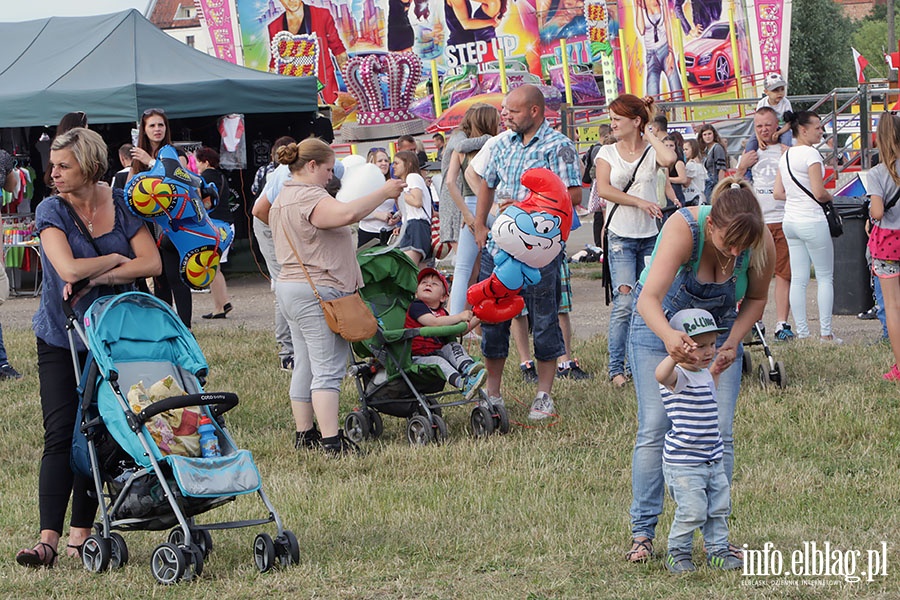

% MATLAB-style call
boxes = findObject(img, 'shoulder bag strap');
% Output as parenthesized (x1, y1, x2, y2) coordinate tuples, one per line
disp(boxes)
(60, 197, 103, 256)
(882, 184, 900, 214)
(784, 148, 822, 204)
(279, 221, 327, 305)
(605, 144, 653, 229)
(602, 144, 653, 305)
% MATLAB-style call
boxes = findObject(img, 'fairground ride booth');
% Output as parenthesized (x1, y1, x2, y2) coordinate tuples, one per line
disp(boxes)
(0, 9, 325, 278)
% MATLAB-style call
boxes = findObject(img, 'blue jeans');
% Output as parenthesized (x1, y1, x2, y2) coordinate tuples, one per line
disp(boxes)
(479, 250, 565, 362)
(663, 460, 731, 555)
(782, 219, 834, 337)
(449, 198, 492, 314)
(628, 314, 742, 539)
(874, 275, 889, 338)
(254, 217, 293, 359)
(646, 43, 683, 99)
(607, 232, 657, 378)
(0, 320, 7, 364)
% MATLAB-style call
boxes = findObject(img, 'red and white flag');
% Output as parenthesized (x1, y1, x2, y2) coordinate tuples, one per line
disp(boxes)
(886, 52, 900, 71)
(852, 47, 869, 83)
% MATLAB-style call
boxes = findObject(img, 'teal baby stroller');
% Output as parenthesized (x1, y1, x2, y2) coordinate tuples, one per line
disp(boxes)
(66, 290, 296, 584)
(344, 247, 510, 445)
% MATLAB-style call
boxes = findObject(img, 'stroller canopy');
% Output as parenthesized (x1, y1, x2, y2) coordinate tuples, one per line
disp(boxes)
(84, 292, 208, 379)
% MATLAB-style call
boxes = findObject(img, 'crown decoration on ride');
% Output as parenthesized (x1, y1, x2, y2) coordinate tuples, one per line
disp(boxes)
(271, 31, 319, 77)
(343, 52, 422, 126)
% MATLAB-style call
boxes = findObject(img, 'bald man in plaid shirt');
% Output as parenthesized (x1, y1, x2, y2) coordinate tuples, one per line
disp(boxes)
(472, 84, 583, 421)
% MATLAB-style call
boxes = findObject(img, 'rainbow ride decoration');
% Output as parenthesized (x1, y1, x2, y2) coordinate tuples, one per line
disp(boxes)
(125, 145, 233, 290)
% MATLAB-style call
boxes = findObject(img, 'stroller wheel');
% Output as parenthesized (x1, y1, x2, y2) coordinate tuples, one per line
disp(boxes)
(757, 364, 769, 388)
(253, 533, 277, 573)
(493, 404, 510, 435)
(773, 361, 788, 388)
(344, 410, 371, 443)
(167, 527, 212, 559)
(275, 529, 300, 566)
(82, 534, 112, 573)
(196, 530, 213, 559)
(406, 415, 434, 446)
(109, 532, 129, 569)
(183, 544, 204, 580)
(431, 414, 449, 443)
(470, 406, 495, 438)
(367, 409, 384, 440)
(150, 542, 186, 585)
(741, 350, 752, 376)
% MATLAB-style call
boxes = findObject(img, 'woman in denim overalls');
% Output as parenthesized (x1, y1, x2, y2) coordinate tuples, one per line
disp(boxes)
(624, 179, 775, 563)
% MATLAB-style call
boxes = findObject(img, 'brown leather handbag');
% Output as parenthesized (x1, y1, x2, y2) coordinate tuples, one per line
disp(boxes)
(281, 224, 377, 342)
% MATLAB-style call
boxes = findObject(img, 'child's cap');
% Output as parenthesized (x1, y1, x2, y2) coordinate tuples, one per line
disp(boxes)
(668, 309, 728, 338)
(764, 72, 787, 91)
(418, 267, 449, 294)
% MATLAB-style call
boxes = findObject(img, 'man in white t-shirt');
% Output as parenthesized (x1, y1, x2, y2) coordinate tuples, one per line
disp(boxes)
(737, 107, 793, 340)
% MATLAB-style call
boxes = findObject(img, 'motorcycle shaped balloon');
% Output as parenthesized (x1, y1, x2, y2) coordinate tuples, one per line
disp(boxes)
(125, 145, 233, 290)
(466, 168, 573, 323)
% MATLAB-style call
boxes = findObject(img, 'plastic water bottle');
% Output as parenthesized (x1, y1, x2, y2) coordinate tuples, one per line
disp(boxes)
(198, 415, 220, 458)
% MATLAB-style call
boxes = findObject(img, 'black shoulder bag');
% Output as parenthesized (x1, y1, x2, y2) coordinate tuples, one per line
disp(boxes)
(785, 149, 843, 238)
(602, 145, 653, 305)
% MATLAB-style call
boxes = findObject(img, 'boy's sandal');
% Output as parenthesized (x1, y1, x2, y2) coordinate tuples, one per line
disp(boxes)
(15, 542, 58, 568)
(67, 542, 85, 559)
(625, 538, 653, 563)
(702, 542, 744, 560)
(611, 374, 628, 388)
(727, 543, 744, 559)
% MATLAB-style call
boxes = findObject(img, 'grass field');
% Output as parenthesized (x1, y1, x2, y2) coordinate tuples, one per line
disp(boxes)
(2, 311, 900, 599)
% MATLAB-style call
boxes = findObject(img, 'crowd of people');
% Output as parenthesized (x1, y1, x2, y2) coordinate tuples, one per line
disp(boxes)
(5, 79, 895, 576)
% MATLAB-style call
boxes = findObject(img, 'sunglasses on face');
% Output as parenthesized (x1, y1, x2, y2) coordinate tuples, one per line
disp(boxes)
(142, 108, 166, 117)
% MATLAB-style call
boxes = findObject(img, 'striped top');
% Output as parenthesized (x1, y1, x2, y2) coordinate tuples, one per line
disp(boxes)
(659, 365, 723, 464)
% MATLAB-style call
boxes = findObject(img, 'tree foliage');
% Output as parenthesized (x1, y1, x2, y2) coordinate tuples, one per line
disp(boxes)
(851, 20, 889, 80)
(789, 0, 856, 93)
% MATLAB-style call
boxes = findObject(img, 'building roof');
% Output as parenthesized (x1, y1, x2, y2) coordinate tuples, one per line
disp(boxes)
(149, 0, 201, 29)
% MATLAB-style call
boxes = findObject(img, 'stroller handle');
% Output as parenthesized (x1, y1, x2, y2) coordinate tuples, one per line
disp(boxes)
(135, 392, 239, 426)
(62, 278, 92, 324)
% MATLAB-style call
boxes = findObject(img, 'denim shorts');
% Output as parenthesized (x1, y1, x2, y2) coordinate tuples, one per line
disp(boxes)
(479, 249, 565, 361)
(873, 258, 900, 279)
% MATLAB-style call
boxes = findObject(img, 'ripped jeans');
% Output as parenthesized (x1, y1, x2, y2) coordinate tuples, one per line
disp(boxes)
(606, 232, 657, 379)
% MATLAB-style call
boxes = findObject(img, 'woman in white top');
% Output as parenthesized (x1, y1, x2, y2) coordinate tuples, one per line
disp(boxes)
(774, 110, 838, 341)
(682, 138, 707, 205)
(393, 150, 433, 267)
(595, 94, 676, 387)
(358, 148, 400, 248)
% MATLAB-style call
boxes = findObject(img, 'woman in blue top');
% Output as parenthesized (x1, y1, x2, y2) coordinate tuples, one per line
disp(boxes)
(16, 128, 160, 568)
(624, 178, 774, 564)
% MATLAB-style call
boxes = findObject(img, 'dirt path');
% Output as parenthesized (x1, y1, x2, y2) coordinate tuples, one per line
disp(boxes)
(1, 262, 883, 346)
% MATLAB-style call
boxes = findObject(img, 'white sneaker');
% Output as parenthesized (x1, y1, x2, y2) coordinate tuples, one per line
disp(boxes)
(478, 395, 504, 410)
(528, 392, 555, 420)
(820, 335, 844, 345)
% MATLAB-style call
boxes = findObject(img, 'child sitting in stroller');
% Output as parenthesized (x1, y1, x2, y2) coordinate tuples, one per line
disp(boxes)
(405, 268, 487, 400)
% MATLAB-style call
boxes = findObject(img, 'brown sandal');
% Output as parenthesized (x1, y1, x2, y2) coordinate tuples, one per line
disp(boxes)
(625, 538, 653, 563)
(16, 542, 58, 568)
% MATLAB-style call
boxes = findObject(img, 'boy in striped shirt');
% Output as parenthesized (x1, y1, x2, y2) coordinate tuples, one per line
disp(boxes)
(655, 309, 741, 573)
